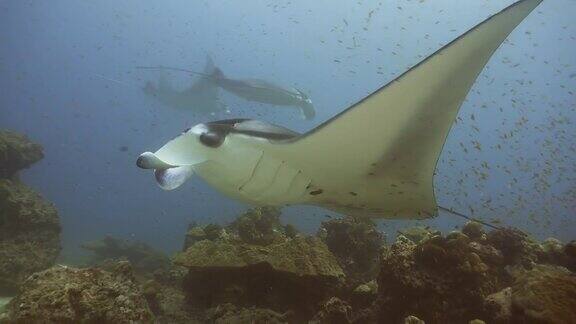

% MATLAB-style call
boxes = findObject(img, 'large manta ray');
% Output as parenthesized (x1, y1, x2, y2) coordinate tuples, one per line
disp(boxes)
(139, 60, 316, 120)
(142, 57, 225, 114)
(137, 0, 542, 219)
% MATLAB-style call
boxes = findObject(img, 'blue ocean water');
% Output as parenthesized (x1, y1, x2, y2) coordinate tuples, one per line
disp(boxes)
(0, 0, 574, 259)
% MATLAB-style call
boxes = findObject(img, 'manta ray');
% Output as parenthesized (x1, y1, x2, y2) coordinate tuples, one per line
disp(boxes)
(139, 59, 316, 120)
(137, 0, 542, 220)
(142, 57, 226, 114)
(209, 67, 316, 120)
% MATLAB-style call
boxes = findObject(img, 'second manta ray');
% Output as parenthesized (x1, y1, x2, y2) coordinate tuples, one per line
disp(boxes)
(137, 0, 542, 219)
(139, 61, 316, 120)
(142, 57, 225, 114)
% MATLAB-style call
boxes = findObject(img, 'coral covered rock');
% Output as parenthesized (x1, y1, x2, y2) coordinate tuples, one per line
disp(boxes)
(461, 221, 486, 241)
(142, 280, 201, 324)
(319, 216, 385, 285)
(0, 130, 43, 178)
(483, 287, 512, 323)
(206, 303, 288, 324)
(182, 223, 224, 250)
(175, 219, 343, 321)
(377, 232, 503, 323)
(486, 227, 542, 266)
(310, 297, 352, 324)
(175, 235, 343, 277)
(2, 262, 154, 323)
(511, 265, 576, 324)
(0, 179, 60, 294)
(229, 206, 285, 245)
(537, 238, 576, 272)
(81, 236, 169, 275)
(376, 226, 576, 324)
(397, 226, 439, 244)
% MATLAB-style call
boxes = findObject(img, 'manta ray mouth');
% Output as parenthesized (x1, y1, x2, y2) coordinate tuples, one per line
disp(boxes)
(154, 166, 195, 190)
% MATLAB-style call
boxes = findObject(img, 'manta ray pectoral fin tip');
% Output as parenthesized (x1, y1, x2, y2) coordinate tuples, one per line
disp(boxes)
(136, 154, 150, 169)
(136, 151, 173, 170)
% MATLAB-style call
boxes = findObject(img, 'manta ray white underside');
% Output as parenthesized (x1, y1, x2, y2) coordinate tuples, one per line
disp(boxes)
(137, 0, 543, 219)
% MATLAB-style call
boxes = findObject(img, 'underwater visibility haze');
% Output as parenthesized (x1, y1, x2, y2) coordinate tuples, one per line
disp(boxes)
(1, 0, 575, 323)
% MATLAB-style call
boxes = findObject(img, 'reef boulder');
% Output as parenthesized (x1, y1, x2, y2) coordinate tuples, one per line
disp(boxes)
(309, 297, 353, 324)
(377, 231, 501, 323)
(510, 264, 576, 324)
(0, 130, 43, 179)
(206, 303, 288, 324)
(0, 179, 60, 294)
(182, 223, 224, 250)
(318, 216, 385, 285)
(81, 236, 170, 275)
(2, 262, 154, 323)
(174, 207, 344, 321)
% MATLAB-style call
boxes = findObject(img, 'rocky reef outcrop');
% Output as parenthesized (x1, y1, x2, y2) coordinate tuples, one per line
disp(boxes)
(1, 262, 154, 323)
(377, 230, 500, 323)
(171, 212, 576, 323)
(0, 130, 43, 179)
(509, 264, 576, 323)
(176, 207, 344, 322)
(318, 216, 385, 286)
(376, 223, 576, 323)
(2, 198, 574, 323)
(206, 303, 288, 324)
(81, 236, 170, 276)
(0, 130, 60, 294)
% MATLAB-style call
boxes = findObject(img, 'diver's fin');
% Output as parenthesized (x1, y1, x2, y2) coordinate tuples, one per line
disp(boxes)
(277, 0, 542, 219)
(154, 166, 195, 190)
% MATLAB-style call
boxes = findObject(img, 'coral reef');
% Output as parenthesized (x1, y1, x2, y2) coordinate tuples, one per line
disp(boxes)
(309, 297, 353, 324)
(228, 206, 285, 245)
(175, 207, 344, 321)
(318, 216, 385, 285)
(0, 130, 43, 179)
(182, 223, 224, 250)
(176, 236, 343, 320)
(0, 130, 60, 294)
(376, 223, 576, 323)
(483, 287, 512, 323)
(169, 214, 576, 323)
(397, 226, 440, 244)
(485, 227, 542, 267)
(0, 180, 61, 294)
(81, 236, 170, 275)
(510, 264, 576, 323)
(141, 278, 200, 323)
(377, 229, 503, 323)
(2, 262, 154, 323)
(206, 303, 288, 324)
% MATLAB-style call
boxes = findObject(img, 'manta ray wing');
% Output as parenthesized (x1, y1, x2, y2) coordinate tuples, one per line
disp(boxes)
(273, 0, 542, 219)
